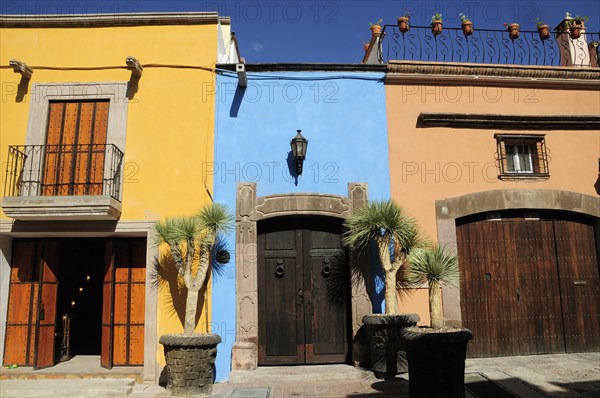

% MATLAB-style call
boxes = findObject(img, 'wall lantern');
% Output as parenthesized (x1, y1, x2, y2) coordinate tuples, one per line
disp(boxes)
(290, 130, 308, 175)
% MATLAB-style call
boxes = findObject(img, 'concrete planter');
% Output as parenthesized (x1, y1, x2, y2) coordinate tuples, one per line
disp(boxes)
(401, 327, 473, 398)
(159, 333, 221, 396)
(362, 313, 420, 378)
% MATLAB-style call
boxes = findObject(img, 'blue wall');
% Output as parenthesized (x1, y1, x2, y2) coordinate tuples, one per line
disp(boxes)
(211, 70, 390, 381)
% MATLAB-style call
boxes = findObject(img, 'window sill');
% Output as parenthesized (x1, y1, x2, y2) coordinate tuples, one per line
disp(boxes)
(498, 173, 550, 180)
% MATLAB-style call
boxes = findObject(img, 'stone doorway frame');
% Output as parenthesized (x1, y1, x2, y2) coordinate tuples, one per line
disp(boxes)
(435, 188, 600, 327)
(231, 182, 372, 370)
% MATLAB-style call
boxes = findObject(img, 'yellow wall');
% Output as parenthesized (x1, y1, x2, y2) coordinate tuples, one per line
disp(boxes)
(0, 23, 220, 362)
(1, 24, 218, 220)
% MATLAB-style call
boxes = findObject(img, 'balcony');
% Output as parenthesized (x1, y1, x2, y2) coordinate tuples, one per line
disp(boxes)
(375, 25, 600, 67)
(2, 144, 123, 220)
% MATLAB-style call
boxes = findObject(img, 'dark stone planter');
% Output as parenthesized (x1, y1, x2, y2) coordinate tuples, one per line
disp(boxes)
(401, 326, 473, 398)
(362, 313, 420, 378)
(159, 333, 221, 396)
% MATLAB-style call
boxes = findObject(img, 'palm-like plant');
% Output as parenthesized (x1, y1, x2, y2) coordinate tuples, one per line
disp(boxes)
(154, 203, 233, 334)
(343, 200, 426, 314)
(408, 245, 460, 329)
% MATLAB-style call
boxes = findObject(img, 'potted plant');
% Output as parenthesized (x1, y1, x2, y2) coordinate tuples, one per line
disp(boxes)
(459, 13, 474, 36)
(536, 18, 551, 40)
(343, 200, 425, 377)
(431, 13, 443, 35)
(402, 245, 473, 398)
(504, 22, 521, 40)
(370, 19, 383, 36)
(568, 15, 589, 39)
(155, 203, 233, 396)
(397, 12, 410, 33)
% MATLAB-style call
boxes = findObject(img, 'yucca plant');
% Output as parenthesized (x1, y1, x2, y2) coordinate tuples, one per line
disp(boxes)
(407, 245, 460, 329)
(154, 203, 233, 334)
(343, 200, 426, 314)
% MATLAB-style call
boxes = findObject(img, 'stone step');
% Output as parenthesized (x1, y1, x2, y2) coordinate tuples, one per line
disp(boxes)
(0, 372, 142, 382)
(0, 377, 136, 397)
(229, 364, 376, 383)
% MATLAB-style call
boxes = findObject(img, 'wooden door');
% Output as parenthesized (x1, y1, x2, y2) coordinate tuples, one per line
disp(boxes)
(258, 217, 348, 365)
(304, 228, 348, 364)
(553, 219, 600, 352)
(512, 220, 565, 355)
(101, 239, 115, 369)
(101, 238, 146, 368)
(458, 212, 600, 358)
(4, 240, 60, 368)
(3, 241, 40, 366)
(112, 239, 146, 366)
(258, 225, 304, 364)
(42, 100, 109, 196)
(34, 241, 60, 369)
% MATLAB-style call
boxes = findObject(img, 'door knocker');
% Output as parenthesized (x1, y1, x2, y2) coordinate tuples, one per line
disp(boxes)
(322, 258, 331, 277)
(275, 259, 285, 278)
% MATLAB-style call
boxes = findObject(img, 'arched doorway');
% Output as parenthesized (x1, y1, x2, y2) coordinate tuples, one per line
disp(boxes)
(231, 182, 372, 370)
(257, 216, 349, 365)
(435, 189, 600, 357)
(456, 210, 600, 357)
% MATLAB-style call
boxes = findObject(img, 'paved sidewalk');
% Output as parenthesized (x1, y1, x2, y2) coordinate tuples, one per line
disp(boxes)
(209, 353, 600, 398)
(1, 352, 598, 397)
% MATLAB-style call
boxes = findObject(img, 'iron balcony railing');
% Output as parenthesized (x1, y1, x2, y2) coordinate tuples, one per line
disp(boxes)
(378, 25, 600, 66)
(3, 144, 124, 200)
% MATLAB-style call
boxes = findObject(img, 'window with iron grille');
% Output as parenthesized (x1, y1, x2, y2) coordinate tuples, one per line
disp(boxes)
(495, 134, 549, 178)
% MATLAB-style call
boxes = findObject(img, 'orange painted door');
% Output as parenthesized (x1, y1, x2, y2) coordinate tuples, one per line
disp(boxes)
(101, 239, 146, 368)
(34, 241, 60, 369)
(42, 101, 109, 196)
(3, 241, 40, 366)
(101, 239, 115, 369)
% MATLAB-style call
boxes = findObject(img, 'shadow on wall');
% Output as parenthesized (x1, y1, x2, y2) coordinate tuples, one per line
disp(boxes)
(150, 253, 208, 330)
(286, 151, 300, 186)
(230, 85, 246, 118)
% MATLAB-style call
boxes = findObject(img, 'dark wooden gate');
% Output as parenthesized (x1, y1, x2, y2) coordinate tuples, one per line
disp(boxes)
(257, 217, 349, 365)
(457, 212, 600, 357)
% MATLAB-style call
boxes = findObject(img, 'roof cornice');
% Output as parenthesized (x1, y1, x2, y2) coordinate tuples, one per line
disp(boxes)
(0, 12, 222, 28)
(386, 61, 600, 89)
(217, 63, 386, 72)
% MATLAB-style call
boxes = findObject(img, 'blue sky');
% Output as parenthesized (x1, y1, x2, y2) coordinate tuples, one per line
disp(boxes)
(2, 1, 599, 63)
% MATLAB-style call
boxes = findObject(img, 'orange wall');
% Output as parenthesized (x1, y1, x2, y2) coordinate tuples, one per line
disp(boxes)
(386, 83, 600, 240)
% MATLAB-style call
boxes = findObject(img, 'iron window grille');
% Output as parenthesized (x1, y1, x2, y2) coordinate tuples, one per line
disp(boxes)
(495, 134, 549, 178)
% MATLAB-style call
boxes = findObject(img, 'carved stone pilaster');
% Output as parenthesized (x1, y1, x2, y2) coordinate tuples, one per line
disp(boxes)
(347, 183, 372, 366)
(348, 183, 368, 212)
(232, 183, 259, 370)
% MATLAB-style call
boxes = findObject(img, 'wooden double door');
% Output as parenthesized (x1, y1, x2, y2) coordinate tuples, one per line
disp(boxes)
(258, 217, 349, 365)
(457, 211, 600, 357)
(3, 238, 145, 369)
